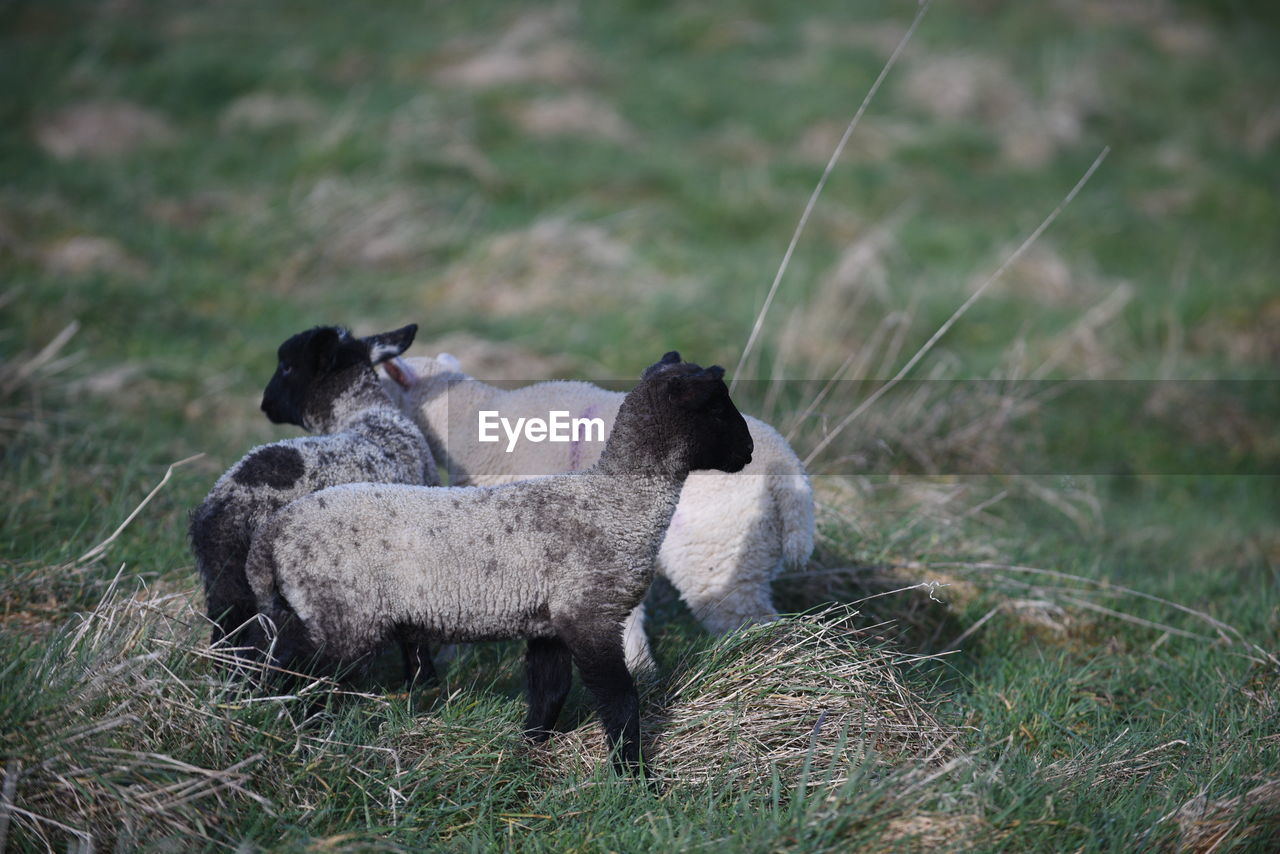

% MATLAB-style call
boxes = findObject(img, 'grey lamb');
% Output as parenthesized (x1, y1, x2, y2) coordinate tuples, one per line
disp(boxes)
(380, 350, 813, 675)
(189, 324, 435, 674)
(244, 352, 753, 774)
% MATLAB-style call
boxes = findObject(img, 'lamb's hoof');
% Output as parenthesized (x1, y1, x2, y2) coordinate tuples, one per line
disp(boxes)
(609, 755, 657, 789)
(635, 763, 660, 793)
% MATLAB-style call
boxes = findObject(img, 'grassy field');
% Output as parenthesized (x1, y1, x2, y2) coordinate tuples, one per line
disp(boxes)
(2, 0, 1278, 850)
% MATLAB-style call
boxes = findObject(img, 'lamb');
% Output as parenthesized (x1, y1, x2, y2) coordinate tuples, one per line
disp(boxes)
(244, 352, 754, 774)
(379, 350, 813, 673)
(189, 323, 436, 676)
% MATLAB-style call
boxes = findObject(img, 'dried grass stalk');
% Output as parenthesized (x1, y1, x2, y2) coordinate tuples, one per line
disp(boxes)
(1164, 779, 1280, 853)
(2, 586, 276, 851)
(548, 605, 957, 789)
(1043, 736, 1188, 784)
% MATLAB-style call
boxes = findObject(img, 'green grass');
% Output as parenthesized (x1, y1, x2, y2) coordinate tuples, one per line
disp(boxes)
(2, 0, 1279, 850)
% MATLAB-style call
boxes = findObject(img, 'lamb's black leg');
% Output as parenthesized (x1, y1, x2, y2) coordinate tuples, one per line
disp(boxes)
(560, 622, 643, 775)
(260, 603, 335, 719)
(207, 603, 228, 646)
(212, 605, 269, 662)
(397, 636, 415, 687)
(206, 578, 265, 660)
(397, 632, 438, 689)
(524, 637, 572, 742)
(262, 598, 314, 684)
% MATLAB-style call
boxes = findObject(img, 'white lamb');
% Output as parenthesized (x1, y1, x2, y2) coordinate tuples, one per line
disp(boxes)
(381, 350, 813, 672)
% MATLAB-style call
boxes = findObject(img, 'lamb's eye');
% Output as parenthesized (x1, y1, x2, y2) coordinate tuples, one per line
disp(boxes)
(281, 364, 294, 376)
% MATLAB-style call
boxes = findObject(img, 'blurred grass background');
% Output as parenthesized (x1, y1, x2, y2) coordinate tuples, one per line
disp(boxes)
(1, 0, 1278, 850)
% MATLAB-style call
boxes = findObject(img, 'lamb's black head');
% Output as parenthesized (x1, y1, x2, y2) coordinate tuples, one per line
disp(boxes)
(261, 324, 417, 428)
(610, 351, 753, 476)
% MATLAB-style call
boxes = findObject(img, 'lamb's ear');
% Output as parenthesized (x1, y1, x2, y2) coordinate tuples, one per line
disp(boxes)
(306, 327, 343, 370)
(642, 351, 682, 380)
(382, 357, 417, 389)
(436, 352, 463, 372)
(666, 368, 723, 408)
(362, 324, 418, 365)
(310, 327, 367, 373)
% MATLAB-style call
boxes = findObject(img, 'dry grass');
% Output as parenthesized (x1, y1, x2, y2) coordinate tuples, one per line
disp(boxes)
(899, 52, 1097, 169)
(434, 217, 658, 317)
(0, 318, 81, 435)
(0, 589, 960, 845)
(731, 0, 929, 388)
(1043, 736, 1189, 785)
(784, 474, 1173, 656)
(218, 92, 324, 134)
(985, 244, 1088, 308)
(875, 811, 992, 852)
(1163, 779, 1280, 853)
(32, 100, 177, 160)
(546, 605, 958, 790)
(772, 148, 1112, 478)
(794, 116, 920, 166)
(774, 340, 1051, 480)
(800, 17, 909, 58)
(787, 544, 1269, 662)
(507, 93, 634, 144)
(387, 94, 499, 187)
(1030, 283, 1134, 379)
(0, 582, 275, 851)
(0, 568, 442, 852)
(809, 476, 1015, 559)
(433, 7, 594, 90)
(777, 564, 974, 657)
(925, 561, 1278, 666)
(773, 211, 905, 373)
(1191, 296, 1280, 368)
(37, 236, 148, 280)
(415, 331, 583, 381)
(763, 218, 1073, 482)
(291, 178, 461, 273)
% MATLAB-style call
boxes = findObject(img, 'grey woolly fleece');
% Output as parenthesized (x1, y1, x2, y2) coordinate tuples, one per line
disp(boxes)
(381, 352, 814, 672)
(245, 358, 754, 671)
(190, 329, 434, 650)
(247, 473, 678, 661)
(382, 355, 813, 569)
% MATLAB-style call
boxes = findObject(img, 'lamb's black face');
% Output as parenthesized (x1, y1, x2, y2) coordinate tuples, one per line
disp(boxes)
(259, 324, 417, 427)
(643, 352, 753, 474)
(261, 327, 360, 426)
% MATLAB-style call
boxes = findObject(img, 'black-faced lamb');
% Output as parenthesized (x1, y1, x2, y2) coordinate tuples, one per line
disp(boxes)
(189, 324, 436, 676)
(244, 352, 754, 774)
(380, 350, 813, 674)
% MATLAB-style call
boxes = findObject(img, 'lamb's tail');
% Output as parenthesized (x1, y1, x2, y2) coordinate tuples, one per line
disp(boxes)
(768, 458, 815, 570)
